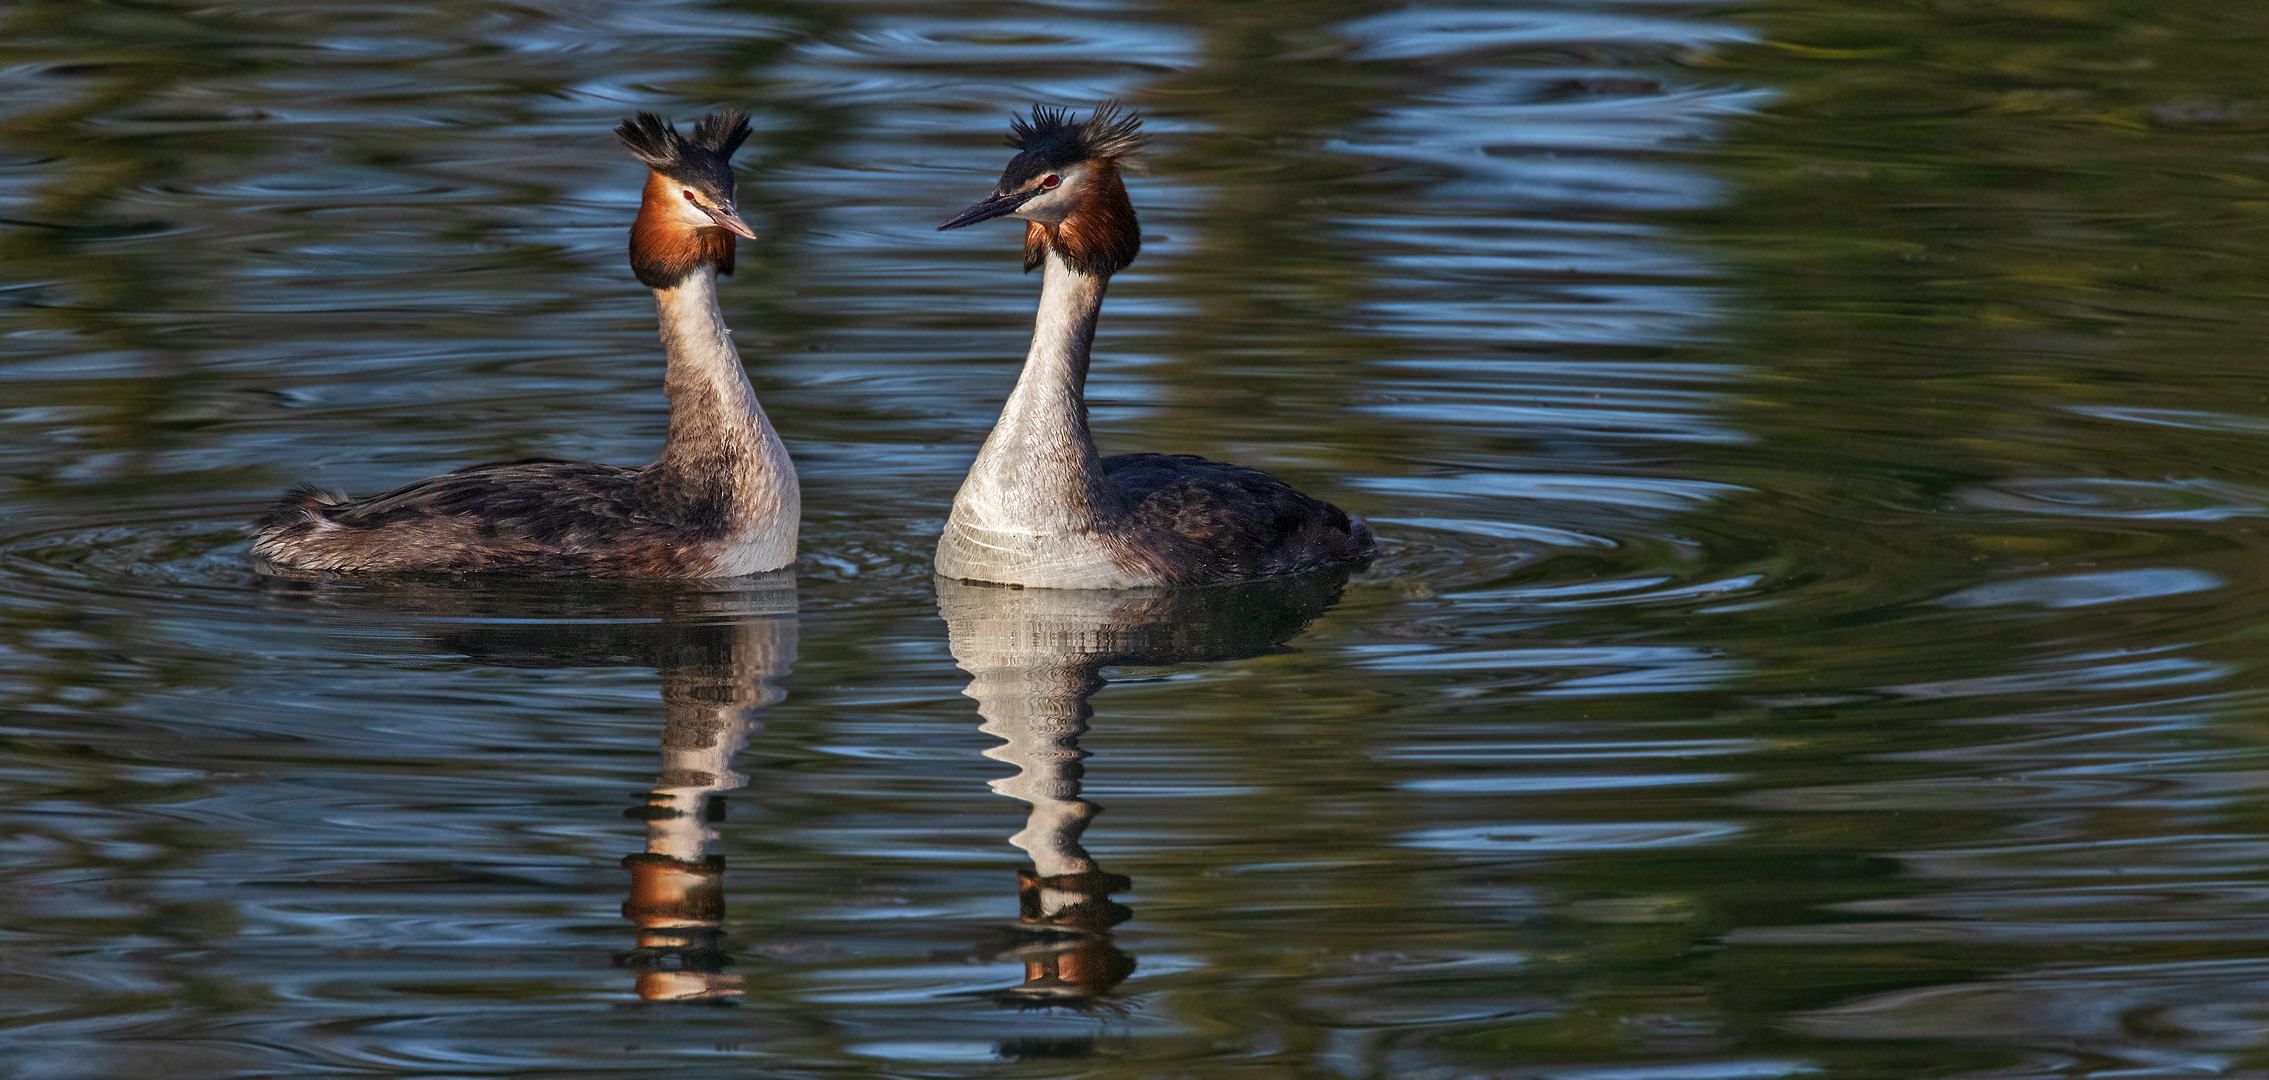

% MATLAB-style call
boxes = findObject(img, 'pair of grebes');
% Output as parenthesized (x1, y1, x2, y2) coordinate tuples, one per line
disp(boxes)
(250, 104, 1374, 589)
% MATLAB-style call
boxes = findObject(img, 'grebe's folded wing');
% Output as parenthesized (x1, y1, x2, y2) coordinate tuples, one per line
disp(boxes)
(1100, 453, 1374, 585)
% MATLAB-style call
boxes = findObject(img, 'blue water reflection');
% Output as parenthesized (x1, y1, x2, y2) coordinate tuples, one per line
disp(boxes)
(5, 0, 2269, 1076)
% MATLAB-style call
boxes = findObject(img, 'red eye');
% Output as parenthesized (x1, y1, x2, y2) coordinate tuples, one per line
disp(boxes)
(1041, 174, 1060, 189)
(682, 190, 696, 202)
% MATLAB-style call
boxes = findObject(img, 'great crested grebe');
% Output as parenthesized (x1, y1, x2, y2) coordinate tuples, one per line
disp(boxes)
(249, 108, 798, 577)
(933, 103, 1375, 589)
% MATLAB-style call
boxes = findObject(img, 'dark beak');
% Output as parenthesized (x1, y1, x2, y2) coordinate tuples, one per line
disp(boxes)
(706, 206, 758, 239)
(938, 190, 1031, 231)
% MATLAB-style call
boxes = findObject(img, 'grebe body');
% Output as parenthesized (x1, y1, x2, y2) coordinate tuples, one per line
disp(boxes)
(934, 104, 1373, 589)
(250, 109, 797, 577)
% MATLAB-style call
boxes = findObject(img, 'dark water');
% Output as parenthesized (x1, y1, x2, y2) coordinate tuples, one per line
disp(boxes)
(6, 0, 2269, 1075)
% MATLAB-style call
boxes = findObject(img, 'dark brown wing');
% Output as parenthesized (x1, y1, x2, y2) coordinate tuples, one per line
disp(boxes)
(250, 459, 718, 574)
(1099, 453, 1375, 586)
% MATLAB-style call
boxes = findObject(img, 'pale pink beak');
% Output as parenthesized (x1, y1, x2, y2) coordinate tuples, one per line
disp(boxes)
(708, 206, 757, 239)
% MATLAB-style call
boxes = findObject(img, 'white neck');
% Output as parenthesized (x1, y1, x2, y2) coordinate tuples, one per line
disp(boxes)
(951, 251, 1111, 536)
(650, 267, 799, 574)
(654, 267, 763, 468)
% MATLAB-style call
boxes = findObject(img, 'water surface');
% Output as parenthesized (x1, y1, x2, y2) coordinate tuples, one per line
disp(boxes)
(5, 0, 2269, 1076)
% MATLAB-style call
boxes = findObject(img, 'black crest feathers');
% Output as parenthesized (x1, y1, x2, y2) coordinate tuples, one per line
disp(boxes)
(615, 108, 751, 192)
(1006, 102, 1145, 173)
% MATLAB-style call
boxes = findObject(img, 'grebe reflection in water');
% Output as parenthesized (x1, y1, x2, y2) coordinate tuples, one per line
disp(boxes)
(263, 575, 797, 1003)
(251, 109, 797, 577)
(936, 570, 1351, 1010)
(616, 593, 795, 1002)
(433, 582, 794, 1003)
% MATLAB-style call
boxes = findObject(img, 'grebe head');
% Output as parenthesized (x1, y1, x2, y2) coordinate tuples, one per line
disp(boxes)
(617, 108, 757, 287)
(940, 102, 1145, 277)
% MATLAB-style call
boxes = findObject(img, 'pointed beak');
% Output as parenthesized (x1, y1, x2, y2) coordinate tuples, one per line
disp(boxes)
(938, 190, 1031, 231)
(706, 206, 758, 239)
